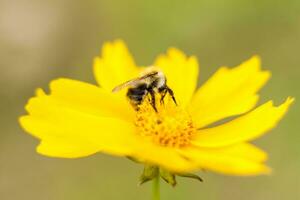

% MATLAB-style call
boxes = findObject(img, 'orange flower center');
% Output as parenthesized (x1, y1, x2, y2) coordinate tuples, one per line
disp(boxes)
(134, 94, 197, 148)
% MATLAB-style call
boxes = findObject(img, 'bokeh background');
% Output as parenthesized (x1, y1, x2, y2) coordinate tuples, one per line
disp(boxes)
(0, 0, 299, 199)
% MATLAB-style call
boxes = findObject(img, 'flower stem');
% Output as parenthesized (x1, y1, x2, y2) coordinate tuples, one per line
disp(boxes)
(152, 175, 160, 200)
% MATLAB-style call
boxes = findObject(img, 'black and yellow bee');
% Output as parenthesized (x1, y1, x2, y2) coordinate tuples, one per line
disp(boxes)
(112, 70, 177, 112)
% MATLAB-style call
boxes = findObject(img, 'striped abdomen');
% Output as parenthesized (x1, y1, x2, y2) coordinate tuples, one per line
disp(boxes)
(126, 83, 148, 110)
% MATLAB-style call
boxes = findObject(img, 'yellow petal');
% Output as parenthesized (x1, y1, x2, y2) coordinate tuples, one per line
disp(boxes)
(48, 78, 134, 121)
(93, 39, 140, 91)
(37, 139, 100, 158)
(193, 97, 294, 148)
(20, 93, 195, 171)
(179, 144, 271, 176)
(198, 143, 268, 163)
(19, 93, 141, 157)
(35, 88, 46, 96)
(132, 143, 197, 173)
(190, 56, 270, 128)
(154, 48, 199, 107)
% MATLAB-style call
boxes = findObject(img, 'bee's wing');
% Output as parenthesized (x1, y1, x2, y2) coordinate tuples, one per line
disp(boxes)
(112, 71, 158, 93)
(112, 78, 140, 92)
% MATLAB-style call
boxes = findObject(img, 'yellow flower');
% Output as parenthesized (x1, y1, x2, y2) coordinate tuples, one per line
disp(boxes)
(20, 40, 294, 176)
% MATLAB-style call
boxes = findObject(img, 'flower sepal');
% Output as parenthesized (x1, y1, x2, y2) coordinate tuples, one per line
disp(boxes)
(159, 168, 177, 187)
(139, 165, 159, 185)
(139, 164, 204, 187)
(139, 165, 177, 187)
(127, 156, 142, 163)
(177, 172, 203, 182)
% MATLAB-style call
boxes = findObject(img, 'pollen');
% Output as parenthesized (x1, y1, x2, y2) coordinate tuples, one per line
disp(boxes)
(134, 95, 197, 148)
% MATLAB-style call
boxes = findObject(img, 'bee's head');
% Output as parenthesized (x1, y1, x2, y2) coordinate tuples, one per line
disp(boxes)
(139, 66, 166, 89)
(156, 71, 165, 79)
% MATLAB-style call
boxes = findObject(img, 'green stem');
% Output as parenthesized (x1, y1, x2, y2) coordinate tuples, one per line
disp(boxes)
(152, 175, 160, 200)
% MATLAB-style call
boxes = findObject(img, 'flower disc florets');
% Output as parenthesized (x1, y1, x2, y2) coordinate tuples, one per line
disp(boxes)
(134, 95, 197, 148)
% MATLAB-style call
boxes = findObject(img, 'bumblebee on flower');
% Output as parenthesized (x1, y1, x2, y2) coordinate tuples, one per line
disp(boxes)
(112, 69, 177, 112)
(20, 40, 294, 186)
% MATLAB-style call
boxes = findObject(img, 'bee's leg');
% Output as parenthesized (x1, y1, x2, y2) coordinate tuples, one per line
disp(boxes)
(148, 89, 158, 112)
(166, 86, 177, 105)
(160, 89, 167, 104)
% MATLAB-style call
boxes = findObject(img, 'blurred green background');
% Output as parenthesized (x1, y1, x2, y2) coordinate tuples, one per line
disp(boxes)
(0, 0, 299, 199)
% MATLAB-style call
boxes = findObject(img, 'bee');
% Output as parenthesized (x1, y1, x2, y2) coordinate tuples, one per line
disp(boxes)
(112, 70, 177, 112)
